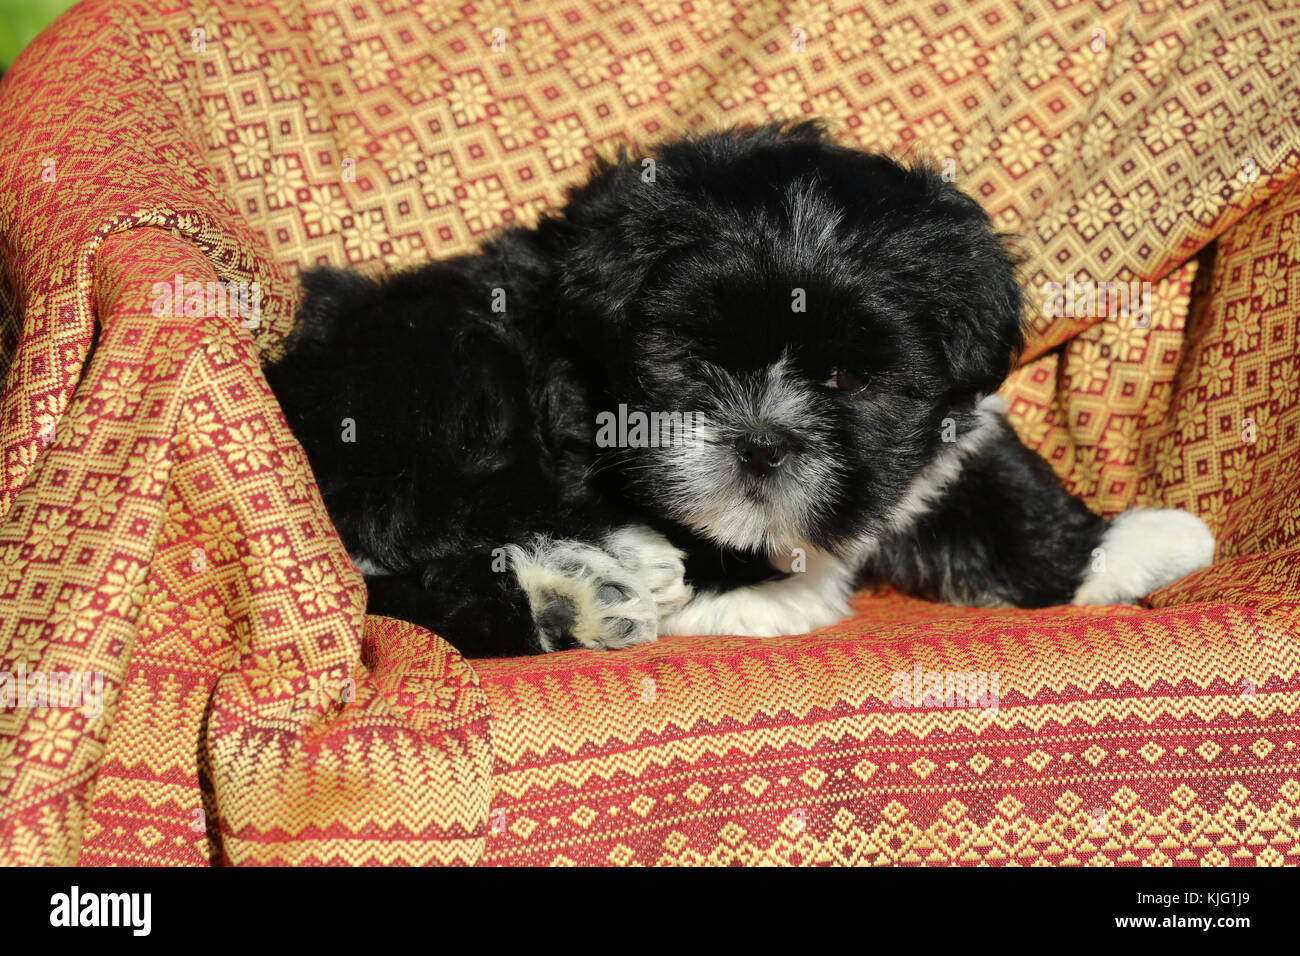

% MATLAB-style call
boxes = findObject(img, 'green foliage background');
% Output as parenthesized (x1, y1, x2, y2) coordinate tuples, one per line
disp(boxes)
(0, 0, 79, 72)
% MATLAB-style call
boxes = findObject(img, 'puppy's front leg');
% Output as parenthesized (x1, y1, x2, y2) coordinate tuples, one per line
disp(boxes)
(659, 546, 858, 638)
(506, 528, 691, 651)
(863, 400, 1215, 608)
(365, 525, 691, 656)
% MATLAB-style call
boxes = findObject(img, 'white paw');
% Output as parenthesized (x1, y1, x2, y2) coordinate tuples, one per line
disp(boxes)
(603, 525, 694, 617)
(660, 546, 855, 637)
(1072, 508, 1215, 606)
(507, 538, 659, 651)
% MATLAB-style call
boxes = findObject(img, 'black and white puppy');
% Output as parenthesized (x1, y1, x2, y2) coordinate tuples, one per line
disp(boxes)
(265, 121, 1215, 657)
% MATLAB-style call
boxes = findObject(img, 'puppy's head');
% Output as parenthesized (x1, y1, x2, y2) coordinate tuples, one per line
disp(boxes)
(550, 122, 1023, 555)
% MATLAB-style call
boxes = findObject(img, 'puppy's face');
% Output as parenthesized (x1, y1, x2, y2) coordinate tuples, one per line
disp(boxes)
(555, 123, 1023, 556)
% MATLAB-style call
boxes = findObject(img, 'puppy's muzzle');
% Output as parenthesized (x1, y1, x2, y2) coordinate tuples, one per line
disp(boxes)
(734, 431, 791, 477)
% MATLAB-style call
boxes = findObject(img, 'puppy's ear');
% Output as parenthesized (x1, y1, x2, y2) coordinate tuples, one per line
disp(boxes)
(537, 149, 662, 348)
(895, 165, 1024, 397)
(938, 231, 1025, 396)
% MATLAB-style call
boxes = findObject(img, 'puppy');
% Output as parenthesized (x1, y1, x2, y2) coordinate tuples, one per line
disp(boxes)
(264, 121, 1215, 657)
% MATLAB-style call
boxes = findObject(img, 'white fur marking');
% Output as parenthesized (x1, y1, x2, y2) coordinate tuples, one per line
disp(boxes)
(1072, 508, 1215, 605)
(663, 396, 1010, 637)
(661, 546, 855, 637)
(852, 393, 1005, 561)
(663, 354, 842, 554)
(351, 554, 389, 576)
(603, 525, 694, 617)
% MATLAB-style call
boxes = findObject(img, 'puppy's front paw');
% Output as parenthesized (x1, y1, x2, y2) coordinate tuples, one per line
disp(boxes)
(507, 538, 659, 651)
(1073, 508, 1216, 606)
(603, 524, 694, 618)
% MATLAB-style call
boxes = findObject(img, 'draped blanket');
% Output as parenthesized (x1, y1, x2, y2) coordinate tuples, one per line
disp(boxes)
(1, 0, 1297, 865)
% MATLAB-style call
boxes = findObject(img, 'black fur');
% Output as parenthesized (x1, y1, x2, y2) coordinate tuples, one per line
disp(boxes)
(264, 121, 1107, 656)
(860, 417, 1105, 606)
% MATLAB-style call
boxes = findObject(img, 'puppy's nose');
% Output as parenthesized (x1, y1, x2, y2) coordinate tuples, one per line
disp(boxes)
(735, 432, 789, 477)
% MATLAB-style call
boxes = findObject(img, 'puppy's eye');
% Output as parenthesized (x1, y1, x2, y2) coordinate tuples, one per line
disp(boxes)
(825, 367, 868, 394)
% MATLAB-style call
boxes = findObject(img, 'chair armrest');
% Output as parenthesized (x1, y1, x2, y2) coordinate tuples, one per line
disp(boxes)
(0, 228, 491, 865)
